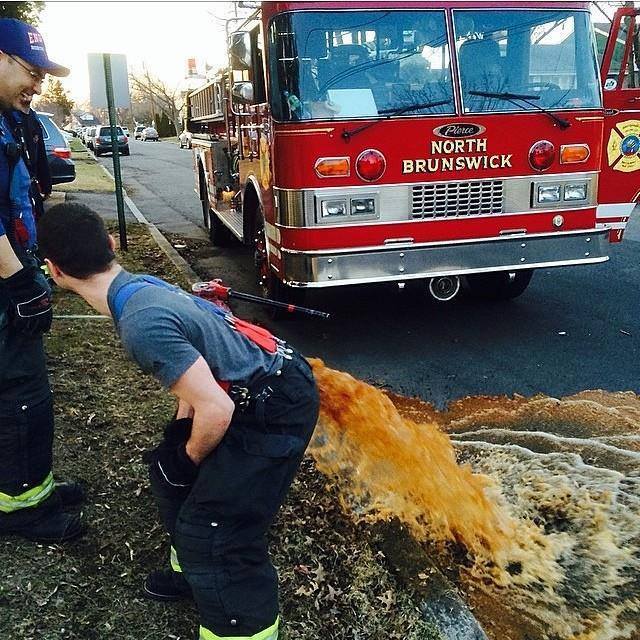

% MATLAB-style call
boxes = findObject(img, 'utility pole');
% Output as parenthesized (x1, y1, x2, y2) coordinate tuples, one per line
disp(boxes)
(103, 53, 127, 251)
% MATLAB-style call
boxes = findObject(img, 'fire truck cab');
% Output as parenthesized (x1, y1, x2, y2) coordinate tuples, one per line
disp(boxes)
(187, 2, 640, 304)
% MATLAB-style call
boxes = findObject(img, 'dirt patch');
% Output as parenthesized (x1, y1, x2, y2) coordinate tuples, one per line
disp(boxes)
(0, 224, 439, 640)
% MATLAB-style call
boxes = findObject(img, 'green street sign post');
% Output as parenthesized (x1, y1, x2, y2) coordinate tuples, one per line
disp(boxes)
(102, 53, 128, 251)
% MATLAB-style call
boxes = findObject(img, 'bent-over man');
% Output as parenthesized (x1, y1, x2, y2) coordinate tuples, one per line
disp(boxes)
(37, 202, 319, 640)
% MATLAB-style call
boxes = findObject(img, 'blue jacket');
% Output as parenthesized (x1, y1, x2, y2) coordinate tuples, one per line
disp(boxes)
(0, 112, 37, 250)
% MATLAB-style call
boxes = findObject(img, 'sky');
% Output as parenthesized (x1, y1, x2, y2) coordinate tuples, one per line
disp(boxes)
(38, 1, 239, 104)
(36, 1, 631, 106)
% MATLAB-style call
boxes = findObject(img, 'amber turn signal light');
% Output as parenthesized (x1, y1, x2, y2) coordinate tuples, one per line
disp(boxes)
(560, 144, 590, 164)
(314, 157, 350, 178)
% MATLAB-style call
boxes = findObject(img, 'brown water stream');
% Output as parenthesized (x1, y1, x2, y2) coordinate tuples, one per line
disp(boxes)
(308, 359, 640, 640)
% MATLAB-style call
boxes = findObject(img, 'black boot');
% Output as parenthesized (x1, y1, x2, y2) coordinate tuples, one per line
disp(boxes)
(143, 568, 192, 602)
(0, 493, 86, 543)
(53, 481, 86, 508)
(14, 509, 86, 543)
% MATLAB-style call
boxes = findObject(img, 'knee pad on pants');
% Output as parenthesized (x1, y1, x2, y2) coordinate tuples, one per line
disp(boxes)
(174, 515, 279, 636)
(0, 394, 54, 496)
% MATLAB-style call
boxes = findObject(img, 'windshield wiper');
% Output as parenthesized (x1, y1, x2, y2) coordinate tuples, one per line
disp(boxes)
(468, 90, 570, 130)
(342, 99, 452, 140)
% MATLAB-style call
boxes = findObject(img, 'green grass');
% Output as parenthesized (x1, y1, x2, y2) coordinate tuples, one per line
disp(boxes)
(69, 136, 84, 152)
(0, 224, 441, 640)
(56, 143, 115, 193)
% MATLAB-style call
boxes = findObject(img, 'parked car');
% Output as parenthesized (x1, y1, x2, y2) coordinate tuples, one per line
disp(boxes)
(35, 112, 75, 185)
(93, 125, 130, 156)
(178, 129, 192, 149)
(140, 126, 159, 141)
(133, 125, 145, 140)
(84, 126, 96, 149)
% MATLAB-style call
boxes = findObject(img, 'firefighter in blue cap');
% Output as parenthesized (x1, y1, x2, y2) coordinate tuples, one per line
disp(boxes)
(0, 18, 85, 542)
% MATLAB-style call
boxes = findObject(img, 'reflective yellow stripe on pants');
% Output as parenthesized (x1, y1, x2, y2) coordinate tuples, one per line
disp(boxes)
(0, 471, 55, 513)
(170, 545, 182, 573)
(199, 616, 279, 640)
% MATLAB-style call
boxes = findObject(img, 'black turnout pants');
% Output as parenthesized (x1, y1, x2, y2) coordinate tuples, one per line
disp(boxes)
(0, 259, 55, 527)
(150, 352, 319, 637)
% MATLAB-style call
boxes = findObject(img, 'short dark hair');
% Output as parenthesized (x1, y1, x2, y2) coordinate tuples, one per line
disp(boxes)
(37, 203, 116, 278)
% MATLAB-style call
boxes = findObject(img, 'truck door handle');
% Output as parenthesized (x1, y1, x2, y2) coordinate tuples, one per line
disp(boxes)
(627, 97, 640, 103)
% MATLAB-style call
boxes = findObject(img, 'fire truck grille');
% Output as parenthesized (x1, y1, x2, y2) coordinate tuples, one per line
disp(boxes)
(411, 180, 505, 219)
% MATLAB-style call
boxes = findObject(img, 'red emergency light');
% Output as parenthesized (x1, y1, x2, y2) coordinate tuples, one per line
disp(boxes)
(529, 140, 555, 172)
(355, 149, 386, 182)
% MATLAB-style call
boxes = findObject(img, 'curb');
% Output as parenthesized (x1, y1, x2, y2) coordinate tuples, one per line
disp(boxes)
(372, 521, 489, 640)
(48, 191, 66, 203)
(92, 150, 201, 285)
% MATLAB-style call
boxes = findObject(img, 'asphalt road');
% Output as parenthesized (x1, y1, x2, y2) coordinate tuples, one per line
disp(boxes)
(101, 139, 640, 408)
(98, 137, 207, 238)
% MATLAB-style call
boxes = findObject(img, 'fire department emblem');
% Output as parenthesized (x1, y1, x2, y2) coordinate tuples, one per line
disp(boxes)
(607, 120, 640, 172)
(259, 135, 271, 190)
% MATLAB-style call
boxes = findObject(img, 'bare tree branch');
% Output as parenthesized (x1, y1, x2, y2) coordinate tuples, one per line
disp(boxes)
(129, 70, 183, 134)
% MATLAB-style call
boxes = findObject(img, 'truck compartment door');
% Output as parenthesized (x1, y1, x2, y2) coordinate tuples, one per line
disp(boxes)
(599, 7, 640, 241)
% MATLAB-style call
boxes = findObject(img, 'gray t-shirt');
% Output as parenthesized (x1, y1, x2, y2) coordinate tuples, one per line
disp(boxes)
(107, 270, 283, 389)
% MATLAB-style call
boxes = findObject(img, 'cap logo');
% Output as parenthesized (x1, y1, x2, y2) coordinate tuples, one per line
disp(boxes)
(28, 31, 43, 45)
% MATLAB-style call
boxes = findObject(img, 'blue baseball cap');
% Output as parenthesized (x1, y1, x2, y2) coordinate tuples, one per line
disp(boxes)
(0, 18, 69, 77)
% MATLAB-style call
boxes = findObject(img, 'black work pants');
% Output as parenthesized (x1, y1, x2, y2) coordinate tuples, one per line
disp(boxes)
(149, 352, 319, 637)
(0, 257, 55, 525)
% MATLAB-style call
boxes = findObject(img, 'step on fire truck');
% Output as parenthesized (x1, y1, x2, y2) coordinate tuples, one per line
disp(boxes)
(185, 2, 640, 304)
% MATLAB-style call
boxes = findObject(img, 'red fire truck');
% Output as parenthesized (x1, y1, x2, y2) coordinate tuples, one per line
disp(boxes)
(185, 2, 640, 304)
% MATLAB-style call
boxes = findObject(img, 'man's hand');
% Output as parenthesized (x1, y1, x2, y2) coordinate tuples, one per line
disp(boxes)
(2, 265, 53, 337)
(164, 417, 193, 445)
(150, 442, 199, 489)
(171, 357, 235, 465)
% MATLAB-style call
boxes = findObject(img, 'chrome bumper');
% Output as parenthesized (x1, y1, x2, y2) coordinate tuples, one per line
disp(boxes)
(281, 228, 610, 288)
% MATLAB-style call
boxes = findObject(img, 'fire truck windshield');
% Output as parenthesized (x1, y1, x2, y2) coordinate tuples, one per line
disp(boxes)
(453, 9, 601, 113)
(268, 10, 456, 121)
(268, 9, 601, 122)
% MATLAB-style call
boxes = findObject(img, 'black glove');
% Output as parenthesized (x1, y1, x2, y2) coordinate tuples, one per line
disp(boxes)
(142, 418, 192, 464)
(150, 442, 198, 489)
(163, 417, 193, 445)
(2, 266, 52, 337)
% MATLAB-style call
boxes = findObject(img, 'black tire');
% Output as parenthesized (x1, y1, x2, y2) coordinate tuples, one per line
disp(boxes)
(200, 177, 210, 229)
(466, 269, 534, 301)
(253, 207, 302, 319)
(95, 150, 101, 157)
(122, 147, 130, 156)
(208, 209, 234, 247)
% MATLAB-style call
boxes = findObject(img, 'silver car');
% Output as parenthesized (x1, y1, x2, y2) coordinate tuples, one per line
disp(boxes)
(140, 127, 159, 141)
(178, 129, 192, 149)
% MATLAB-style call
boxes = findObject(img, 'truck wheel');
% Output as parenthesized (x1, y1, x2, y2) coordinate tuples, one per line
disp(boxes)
(199, 174, 211, 229)
(208, 209, 234, 247)
(465, 269, 534, 301)
(254, 208, 298, 319)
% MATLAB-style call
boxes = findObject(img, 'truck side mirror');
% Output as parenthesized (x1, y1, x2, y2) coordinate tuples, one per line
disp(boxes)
(232, 81, 254, 104)
(230, 31, 252, 70)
